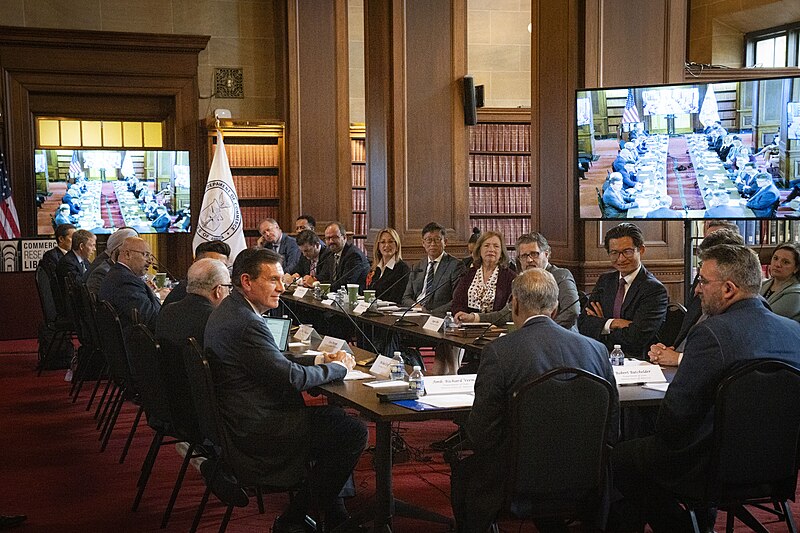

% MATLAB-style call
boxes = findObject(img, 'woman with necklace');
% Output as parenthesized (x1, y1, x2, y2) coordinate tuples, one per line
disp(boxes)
(760, 242, 800, 323)
(452, 231, 516, 319)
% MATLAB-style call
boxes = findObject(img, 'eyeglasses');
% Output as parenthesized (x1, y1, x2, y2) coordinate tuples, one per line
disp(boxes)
(607, 248, 637, 260)
(127, 249, 154, 260)
(696, 276, 726, 286)
(422, 238, 443, 245)
(518, 252, 541, 262)
(216, 283, 233, 293)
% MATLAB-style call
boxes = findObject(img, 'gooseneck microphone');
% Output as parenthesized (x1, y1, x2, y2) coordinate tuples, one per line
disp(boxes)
(361, 269, 411, 318)
(277, 296, 303, 326)
(554, 290, 589, 320)
(392, 270, 455, 327)
(470, 307, 512, 346)
(329, 259, 367, 292)
(150, 254, 179, 284)
(332, 298, 382, 362)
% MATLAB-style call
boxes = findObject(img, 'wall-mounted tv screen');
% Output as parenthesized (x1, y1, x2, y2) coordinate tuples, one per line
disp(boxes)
(35, 149, 191, 235)
(576, 75, 800, 220)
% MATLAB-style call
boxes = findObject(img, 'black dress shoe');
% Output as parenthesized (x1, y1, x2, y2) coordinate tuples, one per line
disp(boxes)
(272, 514, 315, 533)
(0, 515, 27, 530)
(200, 457, 249, 508)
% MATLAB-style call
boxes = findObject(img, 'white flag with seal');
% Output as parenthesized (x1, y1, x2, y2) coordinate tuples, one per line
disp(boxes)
(699, 84, 720, 128)
(193, 131, 247, 262)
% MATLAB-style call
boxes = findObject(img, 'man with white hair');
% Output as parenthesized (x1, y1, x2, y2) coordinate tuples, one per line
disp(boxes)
(744, 172, 780, 217)
(54, 204, 72, 226)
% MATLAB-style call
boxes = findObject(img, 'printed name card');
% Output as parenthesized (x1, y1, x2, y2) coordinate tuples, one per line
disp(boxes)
(321, 299, 333, 306)
(293, 287, 309, 298)
(352, 302, 371, 315)
(612, 360, 667, 385)
(423, 374, 477, 395)
(293, 324, 314, 342)
(422, 316, 445, 332)
(368, 354, 396, 378)
(317, 336, 346, 354)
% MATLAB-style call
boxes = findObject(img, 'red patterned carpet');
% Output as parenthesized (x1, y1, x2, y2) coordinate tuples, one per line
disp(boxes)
(666, 136, 706, 210)
(100, 182, 125, 229)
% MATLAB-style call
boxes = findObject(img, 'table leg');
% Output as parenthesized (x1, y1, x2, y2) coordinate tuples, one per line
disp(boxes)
(374, 420, 394, 531)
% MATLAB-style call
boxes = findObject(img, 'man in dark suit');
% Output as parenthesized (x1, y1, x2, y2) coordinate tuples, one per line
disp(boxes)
(401, 221, 467, 316)
(648, 228, 743, 367)
(39, 223, 75, 278)
(258, 218, 301, 274)
(162, 240, 230, 306)
(204, 248, 367, 533)
(602, 174, 638, 218)
(98, 236, 165, 333)
(612, 244, 800, 532)
(450, 268, 619, 533)
(87, 226, 138, 278)
(321, 221, 370, 291)
(55, 229, 95, 290)
(578, 223, 668, 359)
(745, 172, 780, 217)
(293, 228, 329, 281)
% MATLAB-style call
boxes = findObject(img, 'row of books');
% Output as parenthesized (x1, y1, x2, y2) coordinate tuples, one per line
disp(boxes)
(351, 164, 366, 187)
(469, 217, 531, 246)
(469, 154, 531, 183)
(469, 123, 530, 152)
(351, 139, 366, 163)
(352, 213, 368, 236)
(733, 220, 800, 247)
(241, 206, 279, 230)
(352, 189, 367, 211)
(233, 175, 279, 199)
(469, 187, 531, 215)
(220, 144, 280, 168)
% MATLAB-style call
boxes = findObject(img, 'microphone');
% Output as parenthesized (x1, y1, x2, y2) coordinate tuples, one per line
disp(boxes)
(150, 254, 179, 283)
(392, 270, 455, 327)
(361, 269, 411, 318)
(470, 307, 511, 347)
(329, 259, 367, 292)
(278, 297, 303, 326)
(553, 290, 588, 320)
(332, 298, 382, 365)
(307, 248, 333, 282)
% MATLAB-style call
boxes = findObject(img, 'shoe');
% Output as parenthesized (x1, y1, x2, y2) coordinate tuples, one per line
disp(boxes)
(0, 515, 26, 530)
(200, 457, 249, 508)
(272, 514, 315, 533)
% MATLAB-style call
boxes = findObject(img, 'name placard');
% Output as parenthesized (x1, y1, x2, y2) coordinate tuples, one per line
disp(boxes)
(317, 335, 346, 354)
(293, 287, 309, 298)
(422, 316, 445, 332)
(423, 374, 477, 395)
(352, 302, 371, 315)
(294, 324, 314, 342)
(612, 360, 667, 385)
(368, 354, 396, 378)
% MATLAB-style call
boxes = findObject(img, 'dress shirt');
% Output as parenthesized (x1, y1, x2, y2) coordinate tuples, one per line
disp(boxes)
(602, 264, 641, 334)
(420, 252, 445, 299)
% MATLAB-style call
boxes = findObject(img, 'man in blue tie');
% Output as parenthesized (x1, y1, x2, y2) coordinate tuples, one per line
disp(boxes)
(578, 223, 668, 359)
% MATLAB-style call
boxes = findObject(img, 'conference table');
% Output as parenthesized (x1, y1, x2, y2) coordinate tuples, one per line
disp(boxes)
(284, 292, 677, 531)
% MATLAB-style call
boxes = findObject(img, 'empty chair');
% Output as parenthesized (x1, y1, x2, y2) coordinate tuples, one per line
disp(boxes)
(34, 265, 75, 374)
(657, 302, 687, 348)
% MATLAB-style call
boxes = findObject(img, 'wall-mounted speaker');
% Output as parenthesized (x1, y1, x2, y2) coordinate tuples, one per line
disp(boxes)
(475, 85, 485, 108)
(463, 76, 477, 126)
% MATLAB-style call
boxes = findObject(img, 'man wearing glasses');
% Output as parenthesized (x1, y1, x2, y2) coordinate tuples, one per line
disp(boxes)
(456, 232, 580, 330)
(99, 236, 165, 332)
(578, 223, 667, 359)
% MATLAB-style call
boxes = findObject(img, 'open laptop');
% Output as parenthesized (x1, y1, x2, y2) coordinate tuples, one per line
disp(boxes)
(264, 317, 292, 351)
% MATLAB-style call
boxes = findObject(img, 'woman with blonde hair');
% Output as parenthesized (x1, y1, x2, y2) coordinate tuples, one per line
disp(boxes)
(366, 228, 410, 303)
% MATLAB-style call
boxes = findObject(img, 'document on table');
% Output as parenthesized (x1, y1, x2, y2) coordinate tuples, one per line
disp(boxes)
(416, 394, 475, 408)
(642, 382, 669, 392)
(344, 370, 373, 381)
(390, 311, 427, 317)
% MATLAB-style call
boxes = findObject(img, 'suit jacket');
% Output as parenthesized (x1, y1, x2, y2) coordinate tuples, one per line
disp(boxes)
(451, 266, 515, 315)
(578, 266, 668, 358)
(366, 260, 411, 304)
(746, 183, 780, 217)
(87, 250, 110, 277)
(612, 155, 628, 173)
(640, 298, 800, 489)
(672, 275, 701, 349)
(86, 259, 112, 295)
(274, 233, 301, 275)
(40, 246, 66, 278)
(602, 188, 637, 217)
(98, 262, 161, 332)
(760, 278, 800, 323)
(295, 245, 328, 278)
(321, 242, 370, 292)
(401, 253, 467, 317)
(161, 280, 187, 307)
(204, 289, 346, 486)
(55, 251, 88, 313)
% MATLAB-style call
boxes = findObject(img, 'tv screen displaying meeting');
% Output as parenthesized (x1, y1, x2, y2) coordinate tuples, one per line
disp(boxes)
(576, 75, 800, 220)
(36, 149, 191, 235)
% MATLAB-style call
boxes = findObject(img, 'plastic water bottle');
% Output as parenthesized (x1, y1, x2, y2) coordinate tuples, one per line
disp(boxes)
(610, 344, 625, 366)
(390, 351, 405, 381)
(443, 311, 456, 334)
(409, 366, 425, 396)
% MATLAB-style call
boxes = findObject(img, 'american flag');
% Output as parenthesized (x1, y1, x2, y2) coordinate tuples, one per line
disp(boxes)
(621, 88, 640, 124)
(69, 150, 82, 177)
(0, 151, 20, 239)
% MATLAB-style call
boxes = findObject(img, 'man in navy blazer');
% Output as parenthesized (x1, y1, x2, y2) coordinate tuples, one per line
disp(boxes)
(451, 268, 619, 532)
(321, 221, 370, 291)
(258, 218, 301, 274)
(578, 223, 668, 359)
(98, 237, 165, 333)
(55, 229, 95, 301)
(612, 244, 800, 532)
(204, 248, 367, 533)
(745, 172, 780, 217)
(602, 174, 638, 218)
(40, 223, 75, 278)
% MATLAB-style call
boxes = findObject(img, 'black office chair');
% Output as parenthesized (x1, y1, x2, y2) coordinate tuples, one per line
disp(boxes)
(34, 265, 75, 374)
(657, 302, 687, 348)
(677, 359, 800, 533)
(183, 339, 306, 533)
(491, 367, 615, 531)
(596, 187, 608, 218)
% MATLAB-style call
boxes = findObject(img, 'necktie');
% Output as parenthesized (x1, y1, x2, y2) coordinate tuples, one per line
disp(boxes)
(334, 254, 340, 276)
(424, 261, 435, 299)
(613, 277, 626, 318)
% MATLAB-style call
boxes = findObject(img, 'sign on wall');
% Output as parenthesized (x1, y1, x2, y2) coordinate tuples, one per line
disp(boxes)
(0, 239, 56, 272)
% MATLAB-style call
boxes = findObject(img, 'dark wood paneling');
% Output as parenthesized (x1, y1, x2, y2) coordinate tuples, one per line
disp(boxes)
(0, 273, 42, 340)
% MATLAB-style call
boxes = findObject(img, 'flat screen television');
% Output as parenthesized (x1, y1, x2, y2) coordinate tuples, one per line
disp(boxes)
(576, 75, 800, 220)
(36, 149, 191, 235)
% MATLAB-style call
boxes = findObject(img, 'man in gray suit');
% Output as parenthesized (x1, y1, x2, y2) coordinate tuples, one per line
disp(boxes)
(450, 268, 618, 532)
(204, 248, 367, 533)
(257, 218, 301, 274)
(401, 221, 466, 316)
(455, 232, 580, 330)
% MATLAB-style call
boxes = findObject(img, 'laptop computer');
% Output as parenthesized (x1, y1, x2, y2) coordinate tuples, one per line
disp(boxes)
(264, 317, 292, 351)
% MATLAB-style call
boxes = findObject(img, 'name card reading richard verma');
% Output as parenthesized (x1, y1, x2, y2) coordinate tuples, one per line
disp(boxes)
(424, 374, 477, 395)
(612, 360, 667, 385)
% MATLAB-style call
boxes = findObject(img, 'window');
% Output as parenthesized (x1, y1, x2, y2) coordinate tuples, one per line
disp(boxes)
(745, 24, 800, 68)
(754, 35, 787, 67)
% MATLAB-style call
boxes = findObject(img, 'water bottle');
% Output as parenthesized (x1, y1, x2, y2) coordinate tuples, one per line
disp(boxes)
(610, 344, 625, 366)
(409, 366, 425, 396)
(390, 351, 405, 381)
(443, 311, 456, 334)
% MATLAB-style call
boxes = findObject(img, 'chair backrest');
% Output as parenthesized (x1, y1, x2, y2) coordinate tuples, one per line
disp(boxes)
(769, 198, 780, 217)
(711, 359, 800, 502)
(34, 266, 59, 324)
(95, 300, 135, 387)
(182, 338, 226, 455)
(658, 302, 687, 347)
(596, 187, 607, 216)
(158, 335, 203, 443)
(78, 286, 102, 349)
(509, 367, 614, 517)
(126, 324, 172, 427)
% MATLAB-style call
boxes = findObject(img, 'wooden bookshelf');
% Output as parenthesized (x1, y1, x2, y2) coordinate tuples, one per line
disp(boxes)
(468, 113, 531, 254)
(204, 119, 284, 247)
(351, 124, 367, 253)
